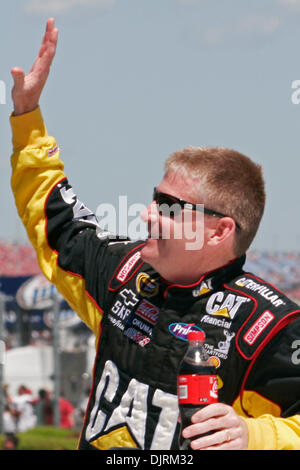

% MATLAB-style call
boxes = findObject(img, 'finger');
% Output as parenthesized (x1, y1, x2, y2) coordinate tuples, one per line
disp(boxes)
(191, 403, 231, 423)
(182, 414, 231, 439)
(11, 68, 25, 88)
(190, 428, 236, 450)
(46, 17, 56, 33)
(30, 19, 58, 72)
(32, 40, 57, 74)
(197, 438, 242, 451)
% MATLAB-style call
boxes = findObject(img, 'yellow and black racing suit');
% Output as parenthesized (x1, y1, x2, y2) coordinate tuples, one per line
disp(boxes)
(10, 107, 300, 450)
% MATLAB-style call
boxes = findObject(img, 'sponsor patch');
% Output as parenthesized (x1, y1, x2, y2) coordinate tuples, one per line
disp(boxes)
(235, 277, 286, 308)
(206, 291, 250, 319)
(168, 323, 204, 342)
(243, 310, 275, 345)
(47, 145, 59, 157)
(119, 288, 139, 307)
(135, 300, 159, 325)
(201, 314, 232, 330)
(136, 272, 159, 297)
(192, 278, 213, 297)
(124, 327, 150, 347)
(116, 252, 141, 282)
(209, 356, 221, 369)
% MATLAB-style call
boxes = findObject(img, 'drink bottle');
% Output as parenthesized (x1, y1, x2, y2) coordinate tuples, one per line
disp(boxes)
(177, 330, 218, 450)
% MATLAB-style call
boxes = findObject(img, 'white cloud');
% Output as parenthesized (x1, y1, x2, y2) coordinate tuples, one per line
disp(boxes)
(237, 15, 281, 34)
(201, 15, 281, 46)
(25, 0, 115, 15)
(280, 0, 300, 7)
(178, 0, 201, 4)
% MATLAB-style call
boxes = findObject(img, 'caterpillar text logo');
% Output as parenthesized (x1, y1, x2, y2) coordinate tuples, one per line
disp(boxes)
(235, 278, 286, 308)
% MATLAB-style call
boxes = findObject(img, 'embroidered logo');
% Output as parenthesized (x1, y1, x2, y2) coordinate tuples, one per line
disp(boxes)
(47, 145, 59, 157)
(116, 252, 141, 282)
(243, 310, 275, 345)
(168, 323, 204, 342)
(136, 272, 159, 297)
(136, 300, 159, 325)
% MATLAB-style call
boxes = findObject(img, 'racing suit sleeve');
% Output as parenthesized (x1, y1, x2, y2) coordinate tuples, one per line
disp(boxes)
(10, 106, 123, 337)
(235, 317, 300, 449)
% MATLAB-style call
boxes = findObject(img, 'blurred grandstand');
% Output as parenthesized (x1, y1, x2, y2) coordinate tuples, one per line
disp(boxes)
(0, 241, 40, 276)
(0, 240, 300, 304)
(245, 251, 300, 305)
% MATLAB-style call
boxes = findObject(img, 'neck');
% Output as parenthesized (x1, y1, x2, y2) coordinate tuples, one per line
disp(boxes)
(163, 254, 236, 285)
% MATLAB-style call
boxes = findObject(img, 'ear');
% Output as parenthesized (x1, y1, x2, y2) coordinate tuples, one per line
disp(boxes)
(207, 217, 236, 247)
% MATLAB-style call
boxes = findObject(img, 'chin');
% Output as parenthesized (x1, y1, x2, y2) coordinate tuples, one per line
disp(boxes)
(140, 238, 160, 265)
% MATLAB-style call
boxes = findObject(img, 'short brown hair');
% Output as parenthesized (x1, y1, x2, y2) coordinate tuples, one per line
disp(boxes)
(164, 146, 266, 256)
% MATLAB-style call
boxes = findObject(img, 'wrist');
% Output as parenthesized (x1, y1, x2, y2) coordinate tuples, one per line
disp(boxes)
(13, 105, 39, 116)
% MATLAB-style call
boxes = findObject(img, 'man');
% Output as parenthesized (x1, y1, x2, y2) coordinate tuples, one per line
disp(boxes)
(12, 386, 37, 432)
(10, 18, 300, 450)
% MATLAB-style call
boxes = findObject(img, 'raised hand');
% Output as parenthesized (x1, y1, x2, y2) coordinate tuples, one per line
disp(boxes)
(11, 17, 58, 116)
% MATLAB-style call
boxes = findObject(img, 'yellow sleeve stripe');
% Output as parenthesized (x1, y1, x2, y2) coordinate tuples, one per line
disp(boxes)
(10, 107, 103, 336)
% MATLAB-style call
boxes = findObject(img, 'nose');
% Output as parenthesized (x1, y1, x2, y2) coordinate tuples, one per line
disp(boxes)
(141, 202, 160, 238)
(140, 201, 159, 224)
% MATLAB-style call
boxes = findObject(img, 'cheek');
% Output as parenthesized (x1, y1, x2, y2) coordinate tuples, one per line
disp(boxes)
(157, 216, 174, 239)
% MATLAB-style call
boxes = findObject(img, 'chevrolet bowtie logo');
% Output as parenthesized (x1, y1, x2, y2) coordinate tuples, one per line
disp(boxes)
(119, 288, 139, 307)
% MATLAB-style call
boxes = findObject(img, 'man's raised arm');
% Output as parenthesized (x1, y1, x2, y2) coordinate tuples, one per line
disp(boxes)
(9, 18, 109, 336)
(11, 17, 58, 116)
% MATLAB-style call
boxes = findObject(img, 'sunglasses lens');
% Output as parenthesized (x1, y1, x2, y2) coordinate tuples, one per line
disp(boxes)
(153, 190, 182, 217)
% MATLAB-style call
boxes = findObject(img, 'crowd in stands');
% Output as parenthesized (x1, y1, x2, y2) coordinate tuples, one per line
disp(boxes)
(0, 241, 40, 276)
(244, 251, 300, 303)
(0, 241, 300, 301)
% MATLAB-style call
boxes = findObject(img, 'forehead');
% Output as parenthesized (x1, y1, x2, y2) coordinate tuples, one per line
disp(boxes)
(157, 171, 204, 204)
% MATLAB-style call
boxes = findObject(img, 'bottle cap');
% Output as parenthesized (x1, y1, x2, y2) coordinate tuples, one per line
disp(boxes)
(188, 330, 205, 342)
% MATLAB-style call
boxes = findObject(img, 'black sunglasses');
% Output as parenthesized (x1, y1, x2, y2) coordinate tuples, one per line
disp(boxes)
(152, 187, 241, 232)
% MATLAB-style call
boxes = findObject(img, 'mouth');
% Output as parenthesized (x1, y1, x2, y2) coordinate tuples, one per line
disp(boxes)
(147, 231, 160, 239)
(146, 223, 161, 240)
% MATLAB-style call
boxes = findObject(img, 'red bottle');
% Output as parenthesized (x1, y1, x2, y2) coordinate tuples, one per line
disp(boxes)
(177, 330, 218, 449)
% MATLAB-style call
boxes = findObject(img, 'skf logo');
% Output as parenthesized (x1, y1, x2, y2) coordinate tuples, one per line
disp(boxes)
(136, 273, 159, 297)
(206, 292, 250, 319)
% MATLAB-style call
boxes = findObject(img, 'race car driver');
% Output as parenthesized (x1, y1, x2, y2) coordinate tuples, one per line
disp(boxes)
(9, 18, 300, 450)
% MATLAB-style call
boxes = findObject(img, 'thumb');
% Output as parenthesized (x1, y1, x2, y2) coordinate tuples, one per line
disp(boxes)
(11, 67, 25, 88)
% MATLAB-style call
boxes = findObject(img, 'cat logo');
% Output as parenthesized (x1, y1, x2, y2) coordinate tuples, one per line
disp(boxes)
(136, 273, 159, 298)
(206, 291, 250, 319)
(192, 278, 213, 297)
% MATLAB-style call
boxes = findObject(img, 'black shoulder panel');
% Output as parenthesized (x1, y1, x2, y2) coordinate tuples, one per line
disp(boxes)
(230, 273, 300, 360)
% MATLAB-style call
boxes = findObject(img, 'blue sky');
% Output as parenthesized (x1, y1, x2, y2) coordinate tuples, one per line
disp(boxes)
(1, 0, 300, 251)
